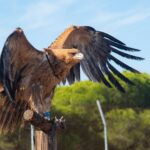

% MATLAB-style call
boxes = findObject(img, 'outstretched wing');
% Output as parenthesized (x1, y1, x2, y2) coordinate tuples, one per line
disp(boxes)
(0, 28, 42, 102)
(49, 26, 144, 92)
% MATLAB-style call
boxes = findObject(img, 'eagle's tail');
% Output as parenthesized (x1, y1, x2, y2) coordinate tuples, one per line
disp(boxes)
(0, 94, 28, 134)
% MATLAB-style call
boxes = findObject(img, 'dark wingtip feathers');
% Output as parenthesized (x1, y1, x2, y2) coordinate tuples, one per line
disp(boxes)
(109, 55, 140, 73)
(111, 47, 144, 60)
(107, 61, 134, 86)
(100, 31, 125, 45)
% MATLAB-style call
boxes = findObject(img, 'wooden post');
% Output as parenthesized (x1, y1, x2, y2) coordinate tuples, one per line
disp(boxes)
(23, 110, 65, 150)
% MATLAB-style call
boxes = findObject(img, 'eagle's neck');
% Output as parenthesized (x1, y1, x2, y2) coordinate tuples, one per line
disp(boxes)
(40, 54, 72, 85)
(44, 53, 72, 83)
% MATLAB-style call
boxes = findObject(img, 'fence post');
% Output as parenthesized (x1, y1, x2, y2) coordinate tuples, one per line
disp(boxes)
(96, 100, 108, 150)
(31, 125, 35, 150)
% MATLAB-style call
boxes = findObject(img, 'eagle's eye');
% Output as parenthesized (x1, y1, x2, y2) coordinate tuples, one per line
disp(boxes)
(70, 52, 77, 56)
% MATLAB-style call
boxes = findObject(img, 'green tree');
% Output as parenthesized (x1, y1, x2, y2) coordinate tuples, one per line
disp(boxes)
(0, 72, 150, 150)
(107, 109, 150, 150)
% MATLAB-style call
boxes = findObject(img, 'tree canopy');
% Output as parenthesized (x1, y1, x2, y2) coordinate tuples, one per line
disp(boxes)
(0, 72, 150, 150)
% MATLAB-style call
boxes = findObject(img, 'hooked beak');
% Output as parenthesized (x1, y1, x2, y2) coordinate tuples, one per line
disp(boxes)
(73, 52, 84, 60)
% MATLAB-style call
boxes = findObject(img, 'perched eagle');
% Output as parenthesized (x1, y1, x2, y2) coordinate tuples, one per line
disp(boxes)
(0, 26, 143, 133)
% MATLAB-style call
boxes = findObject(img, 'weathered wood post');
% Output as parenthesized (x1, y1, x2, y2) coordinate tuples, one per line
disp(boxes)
(23, 110, 65, 150)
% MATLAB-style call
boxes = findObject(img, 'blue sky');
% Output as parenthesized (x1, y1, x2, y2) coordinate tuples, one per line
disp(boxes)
(0, 0, 149, 78)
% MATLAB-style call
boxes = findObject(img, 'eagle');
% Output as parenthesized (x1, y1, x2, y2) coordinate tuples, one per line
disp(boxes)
(0, 26, 143, 133)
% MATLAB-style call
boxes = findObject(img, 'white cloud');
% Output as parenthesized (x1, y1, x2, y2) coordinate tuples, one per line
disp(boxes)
(18, 0, 74, 30)
(111, 10, 150, 28)
(90, 9, 150, 31)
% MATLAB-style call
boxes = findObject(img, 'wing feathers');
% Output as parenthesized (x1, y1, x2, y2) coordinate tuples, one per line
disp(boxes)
(111, 47, 144, 60)
(73, 64, 80, 81)
(83, 48, 112, 87)
(108, 40, 140, 51)
(0, 28, 42, 102)
(0, 98, 28, 133)
(109, 55, 140, 73)
(103, 64, 125, 92)
(49, 25, 143, 92)
(0, 28, 43, 132)
(67, 68, 75, 84)
(107, 61, 134, 85)
(100, 31, 125, 45)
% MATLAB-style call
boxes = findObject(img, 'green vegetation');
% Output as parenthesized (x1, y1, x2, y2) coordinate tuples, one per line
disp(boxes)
(0, 72, 150, 150)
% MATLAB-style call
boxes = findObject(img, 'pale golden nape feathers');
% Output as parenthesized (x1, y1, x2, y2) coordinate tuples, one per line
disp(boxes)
(50, 25, 76, 49)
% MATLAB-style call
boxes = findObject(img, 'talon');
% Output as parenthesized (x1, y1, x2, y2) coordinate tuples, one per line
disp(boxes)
(20, 86, 25, 91)
(55, 116, 58, 121)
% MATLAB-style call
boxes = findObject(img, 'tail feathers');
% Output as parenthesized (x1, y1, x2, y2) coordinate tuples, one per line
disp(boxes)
(0, 97, 28, 134)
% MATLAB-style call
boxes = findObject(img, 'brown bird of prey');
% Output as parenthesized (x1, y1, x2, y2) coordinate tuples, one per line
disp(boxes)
(0, 26, 143, 134)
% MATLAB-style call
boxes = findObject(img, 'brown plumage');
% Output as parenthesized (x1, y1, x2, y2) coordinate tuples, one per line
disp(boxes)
(0, 26, 143, 133)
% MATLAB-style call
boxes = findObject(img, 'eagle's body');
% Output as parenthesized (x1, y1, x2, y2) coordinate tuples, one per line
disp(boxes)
(0, 26, 143, 133)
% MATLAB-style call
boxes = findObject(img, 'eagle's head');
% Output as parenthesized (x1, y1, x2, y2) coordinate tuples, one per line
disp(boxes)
(45, 48, 84, 64)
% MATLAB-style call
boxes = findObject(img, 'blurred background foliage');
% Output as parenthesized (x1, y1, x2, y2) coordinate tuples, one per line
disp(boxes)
(0, 72, 150, 150)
